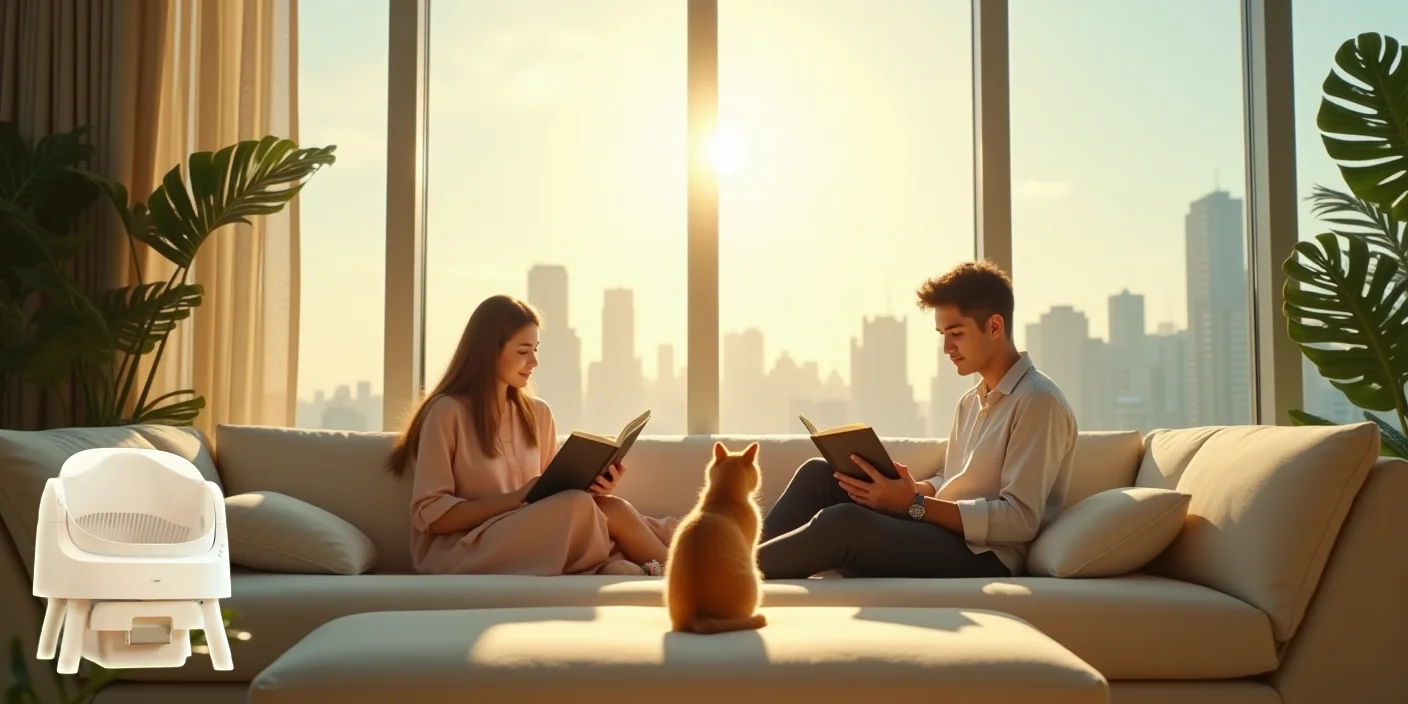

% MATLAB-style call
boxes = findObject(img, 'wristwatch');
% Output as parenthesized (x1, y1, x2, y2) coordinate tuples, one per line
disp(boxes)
(908, 492, 926, 521)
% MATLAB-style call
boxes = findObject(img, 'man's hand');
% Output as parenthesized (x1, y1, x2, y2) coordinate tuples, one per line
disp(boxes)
(836, 455, 923, 516)
(589, 460, 626, 496)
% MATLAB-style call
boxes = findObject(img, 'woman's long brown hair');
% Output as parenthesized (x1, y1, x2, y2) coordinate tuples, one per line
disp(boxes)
(385, 295, 542, 477)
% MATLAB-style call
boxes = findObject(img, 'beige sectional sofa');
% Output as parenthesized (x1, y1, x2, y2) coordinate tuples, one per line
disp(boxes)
(1, 421, 1404, 704)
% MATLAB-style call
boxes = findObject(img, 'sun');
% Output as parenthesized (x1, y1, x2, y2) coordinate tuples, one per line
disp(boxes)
(708, 129, 745, 175)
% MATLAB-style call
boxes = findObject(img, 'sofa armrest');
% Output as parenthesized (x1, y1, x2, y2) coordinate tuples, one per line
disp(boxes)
(1272, 457, 1408, 703)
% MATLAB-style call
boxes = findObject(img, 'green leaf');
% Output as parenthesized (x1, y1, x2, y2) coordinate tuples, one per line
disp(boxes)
(0, 122, 97, 215)
(4, 636, 34, 704)
(130, 390, 206, 427)
(1288, 409, 1337, 426)
(1282, 232, 1408, 417)
(140, 137, 336, 268)
(92, 283, 204, 356)
(1363, 411, 1408, 459)
(23, 305, 113, 387)
(1317, 33, 1408, 221)
(191, 608, 243, 649)
(66, 664, 115, 704)
(1306, 185, 1407, 277)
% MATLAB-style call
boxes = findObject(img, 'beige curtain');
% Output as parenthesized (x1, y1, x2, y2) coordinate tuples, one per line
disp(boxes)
(1, 0, 300, 437)
(149, 0, 302, 438)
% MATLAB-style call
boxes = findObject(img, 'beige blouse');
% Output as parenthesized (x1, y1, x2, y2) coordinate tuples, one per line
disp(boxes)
(408, 394, 673, 575)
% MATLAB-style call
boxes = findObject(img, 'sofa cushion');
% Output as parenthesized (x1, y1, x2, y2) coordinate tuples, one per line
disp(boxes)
(1138, 422, 1380, 642)
(248, 606, 1109, 703)
(226, 491, 378, 575)
(0, 425, 219, 577)
(215, 425, 415, 573)
(1060, 430, 1144, 509)
(114, 571, 1275, 684)
(1134, 426, 1222, 490)
(1027, 487, 1190, 578)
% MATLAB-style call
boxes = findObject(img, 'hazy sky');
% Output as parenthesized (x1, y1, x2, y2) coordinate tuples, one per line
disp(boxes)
(293, 0, 1407, 410)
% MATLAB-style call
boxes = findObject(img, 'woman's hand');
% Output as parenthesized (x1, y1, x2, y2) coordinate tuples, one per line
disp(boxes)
(510, 476, 541, 506)
(589, 460, 626, 496)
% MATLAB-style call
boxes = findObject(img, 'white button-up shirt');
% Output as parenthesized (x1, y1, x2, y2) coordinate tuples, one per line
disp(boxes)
(926, 352, 1078, 575)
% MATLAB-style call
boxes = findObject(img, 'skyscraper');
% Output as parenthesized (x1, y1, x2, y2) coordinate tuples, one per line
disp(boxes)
(850, 315, 923, 437)
(1028, 305, 1089, 422)
(527, 264, 582, 430)
(722, 328, 767, 432)
(602, 288, 635, 366)
(586, 288, 644, 431)
(1150, 322, 1190, 429)
(1109, 290, 1146, 366)
(649, 344, 686, 434)
(527, 265, 569, 332)
(1109, 290, 1151, 431)
(1184, 190, 1251, 426)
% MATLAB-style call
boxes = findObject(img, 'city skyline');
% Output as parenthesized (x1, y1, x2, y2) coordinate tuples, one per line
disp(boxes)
(291, 0, 1406, 434)
(296, 188, 1261, 436)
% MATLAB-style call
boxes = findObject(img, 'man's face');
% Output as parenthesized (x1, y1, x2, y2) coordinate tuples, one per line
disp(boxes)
(935, 304, 998, 376)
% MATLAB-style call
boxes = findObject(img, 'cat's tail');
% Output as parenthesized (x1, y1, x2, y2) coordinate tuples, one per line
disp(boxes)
(690, 613, 768, 634)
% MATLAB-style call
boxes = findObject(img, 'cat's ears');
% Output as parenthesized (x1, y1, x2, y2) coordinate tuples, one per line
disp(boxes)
(713, 441, 760, 463)
(742, 442, 759, 463)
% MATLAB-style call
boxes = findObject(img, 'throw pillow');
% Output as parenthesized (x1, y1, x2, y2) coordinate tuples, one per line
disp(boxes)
(1027, 486, 1190, 578)
(225, 491, 377, 575)
(1144, 422, 1379, 642)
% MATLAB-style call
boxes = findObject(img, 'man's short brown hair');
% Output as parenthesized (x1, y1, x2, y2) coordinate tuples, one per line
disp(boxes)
(915, 260, 1014, 336)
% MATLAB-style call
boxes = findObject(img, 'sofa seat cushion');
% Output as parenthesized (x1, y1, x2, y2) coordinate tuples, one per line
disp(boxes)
(115, 571, 1275, 683)
(248, 606, 1109, 704)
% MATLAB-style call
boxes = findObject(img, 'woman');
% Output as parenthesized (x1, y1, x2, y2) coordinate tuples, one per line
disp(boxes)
(386, 295, 678, 576)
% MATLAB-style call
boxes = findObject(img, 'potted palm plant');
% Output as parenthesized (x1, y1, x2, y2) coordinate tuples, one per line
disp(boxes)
(1284, 32, 1407, 458)
(0, 122, 335, 428)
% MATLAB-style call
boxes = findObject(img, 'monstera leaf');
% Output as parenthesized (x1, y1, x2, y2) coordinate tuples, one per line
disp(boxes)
(1284, 233, 1408, 435)
(136, 136, 337, 269)
(1318, 33, 1408, 221)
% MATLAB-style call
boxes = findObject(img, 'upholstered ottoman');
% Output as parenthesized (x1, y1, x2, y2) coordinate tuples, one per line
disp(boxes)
(249, 606, 1108, 703)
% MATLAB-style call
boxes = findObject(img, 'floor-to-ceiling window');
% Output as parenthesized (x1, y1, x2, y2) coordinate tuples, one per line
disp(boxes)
(293, 0, 1318, 437)
(715, 0, 975, 438)
(422, 0, 689, 437)
(294, 0, 390, 431)
(1009, 0, 1252, 434)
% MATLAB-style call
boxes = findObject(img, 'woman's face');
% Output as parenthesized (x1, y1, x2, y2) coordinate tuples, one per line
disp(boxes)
(498, 324, 540, 391)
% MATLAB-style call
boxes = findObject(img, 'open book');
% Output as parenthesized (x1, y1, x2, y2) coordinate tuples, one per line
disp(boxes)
(798, 415, 899, 481)
(525, 410, 652, 503)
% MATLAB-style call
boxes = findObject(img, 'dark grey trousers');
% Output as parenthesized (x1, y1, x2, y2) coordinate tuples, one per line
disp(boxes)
(756, 458, 1012, 580)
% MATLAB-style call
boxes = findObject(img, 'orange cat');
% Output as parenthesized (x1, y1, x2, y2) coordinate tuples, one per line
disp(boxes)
(663, 441, 767, 634)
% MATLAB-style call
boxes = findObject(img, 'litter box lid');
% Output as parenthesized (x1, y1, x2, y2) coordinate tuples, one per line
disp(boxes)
(57, 448, 216, 557)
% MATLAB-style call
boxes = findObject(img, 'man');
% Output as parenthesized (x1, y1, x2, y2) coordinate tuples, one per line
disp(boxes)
(756, 260, 1077, 579)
